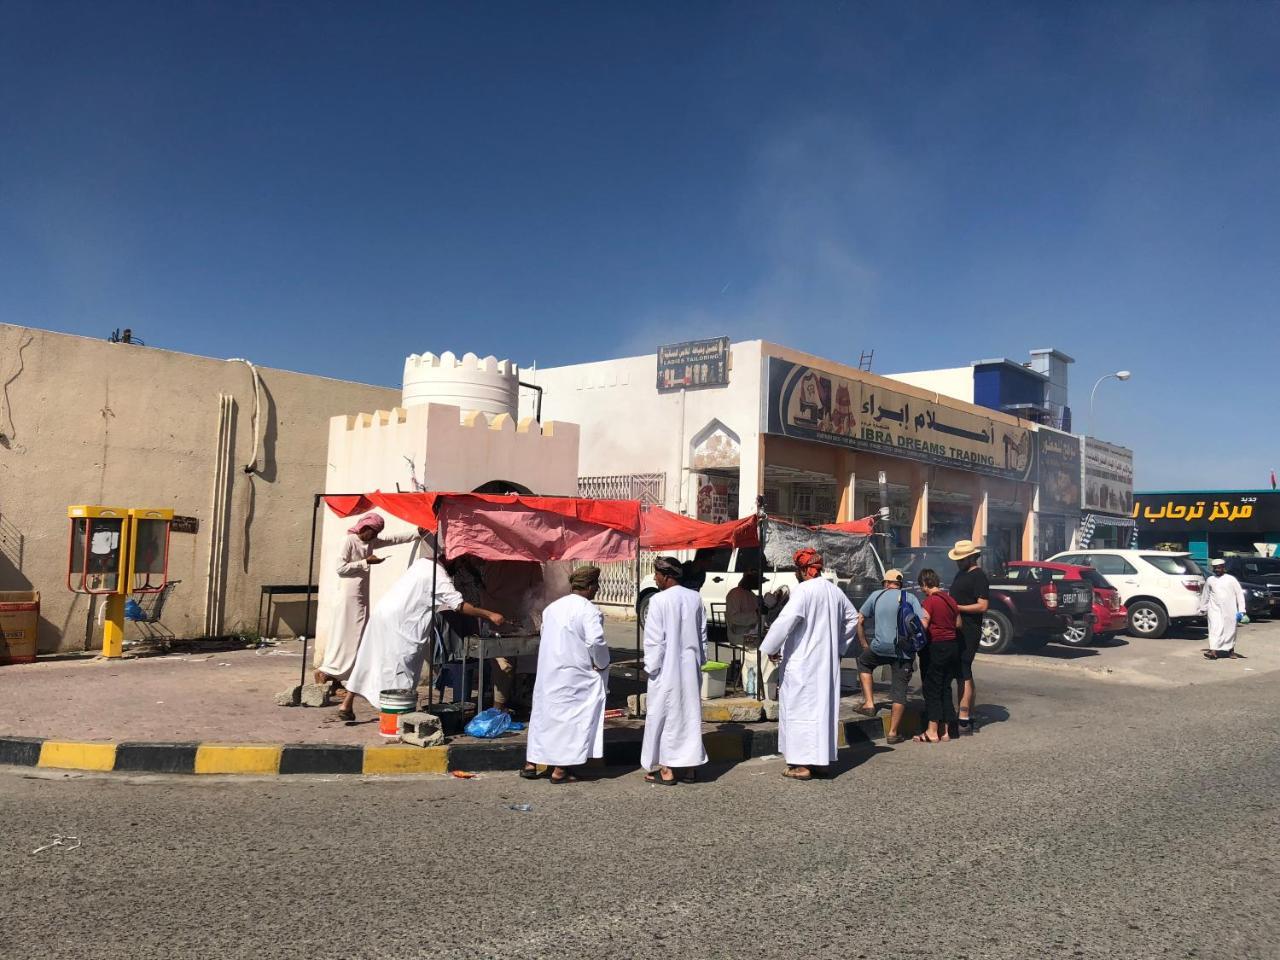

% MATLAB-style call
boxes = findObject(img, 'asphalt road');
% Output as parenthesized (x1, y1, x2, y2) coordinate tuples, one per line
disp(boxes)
(4, 652, 1279, 959)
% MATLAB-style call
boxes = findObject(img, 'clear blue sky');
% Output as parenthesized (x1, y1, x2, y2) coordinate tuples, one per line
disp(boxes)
(2, 1, 1277, 489)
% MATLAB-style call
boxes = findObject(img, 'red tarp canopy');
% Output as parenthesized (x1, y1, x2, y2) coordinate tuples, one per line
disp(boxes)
(323, 492, 641, 563)
(638, 507, 875, 551)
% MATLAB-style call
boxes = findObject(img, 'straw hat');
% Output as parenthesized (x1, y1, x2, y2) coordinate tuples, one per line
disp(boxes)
(947, 539, 982, 561)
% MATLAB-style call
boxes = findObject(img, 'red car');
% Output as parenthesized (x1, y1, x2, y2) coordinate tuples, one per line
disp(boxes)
(1004, 561, 1127, 646)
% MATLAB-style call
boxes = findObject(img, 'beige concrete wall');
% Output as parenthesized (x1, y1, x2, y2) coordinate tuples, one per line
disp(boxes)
(886, 366, 975, 404)
(0, 323, 401, 653)
(312, 401, 579, 664)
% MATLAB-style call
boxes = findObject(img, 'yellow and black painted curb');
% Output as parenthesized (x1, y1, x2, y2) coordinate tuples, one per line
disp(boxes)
(0, 706, 924, 777)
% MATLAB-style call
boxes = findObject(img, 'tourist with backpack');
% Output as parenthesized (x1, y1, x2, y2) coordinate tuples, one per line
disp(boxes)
(855, 569, 928, 745)
(913, 569, 961, 743)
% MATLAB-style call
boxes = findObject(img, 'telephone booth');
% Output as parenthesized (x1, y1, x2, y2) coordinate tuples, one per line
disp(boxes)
(67, 506, 130, 595)
(127, 508, 173, 594)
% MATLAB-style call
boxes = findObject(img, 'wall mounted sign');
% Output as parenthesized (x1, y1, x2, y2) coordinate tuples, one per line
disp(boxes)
(1036, 428, 1082, 515)
(657, 337, 730, 391)
(765, 358, 1036, 482)
(1083, 438, 1134, 516)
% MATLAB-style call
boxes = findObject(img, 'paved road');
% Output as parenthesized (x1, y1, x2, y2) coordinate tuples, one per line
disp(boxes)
(4, 649, 1279, 959)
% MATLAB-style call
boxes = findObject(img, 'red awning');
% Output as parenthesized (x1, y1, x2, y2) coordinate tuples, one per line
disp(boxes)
(818, 517, 876, 535)
(322, 492, 642, 563)
(640, 507, 759, 551)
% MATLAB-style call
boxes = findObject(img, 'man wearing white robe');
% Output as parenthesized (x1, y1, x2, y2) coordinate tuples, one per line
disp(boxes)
(760, 548, 860, 781)
(338, 548, 504, 721)
(640, 556, 708, 785)
(522, 566, 610, 784)
(1200, 559, 1246, 660)
(315, 513, 422, 690)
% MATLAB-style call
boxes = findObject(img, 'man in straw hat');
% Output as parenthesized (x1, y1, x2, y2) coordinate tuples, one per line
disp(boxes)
(521, 566, 611, 784)
(761, 547, 860, 781)
(640, 556, 709, 785)
(947, 539, 989, 732)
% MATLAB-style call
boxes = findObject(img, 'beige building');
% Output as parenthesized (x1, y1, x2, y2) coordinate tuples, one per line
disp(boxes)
(0, 323, 401, 654)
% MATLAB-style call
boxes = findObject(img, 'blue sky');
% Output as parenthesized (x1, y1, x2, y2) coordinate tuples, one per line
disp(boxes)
(2, 1, 1277, 489)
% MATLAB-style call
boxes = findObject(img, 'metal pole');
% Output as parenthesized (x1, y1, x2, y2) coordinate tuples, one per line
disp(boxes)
(299, 493, 321, 688)
(634, 549, 642, 667)
(755, 500, 766, 702)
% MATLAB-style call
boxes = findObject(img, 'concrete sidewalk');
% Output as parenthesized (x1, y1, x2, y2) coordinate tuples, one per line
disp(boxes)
(0, 638, 926, 776)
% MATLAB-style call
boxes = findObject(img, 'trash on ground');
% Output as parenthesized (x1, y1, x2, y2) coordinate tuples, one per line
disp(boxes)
(32, 835, 81, 855)
(451, 770, 477, 779)
(508, 803, 533, 813)
(464, 707, 524, 738)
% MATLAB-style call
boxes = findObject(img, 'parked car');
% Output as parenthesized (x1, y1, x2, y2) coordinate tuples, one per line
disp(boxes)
(1049, 549, 1205, 639)
(635, 545, 838, 625)
(1209, 556, 1280, 619)
(888, 547, 1087, 655)
(1004, 561, 1126, 646)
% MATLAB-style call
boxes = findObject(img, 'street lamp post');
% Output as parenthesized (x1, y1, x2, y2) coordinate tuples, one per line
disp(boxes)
(1087, 370, 1131, 438)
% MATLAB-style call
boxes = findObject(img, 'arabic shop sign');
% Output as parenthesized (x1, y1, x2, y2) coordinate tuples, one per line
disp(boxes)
(1131, 492, 1280, 534)
(1083, 437, 1134, 515)
(657, 337, 730, 392)
(765, 358, 1036, 482)
(1036, 428, 1082, 515)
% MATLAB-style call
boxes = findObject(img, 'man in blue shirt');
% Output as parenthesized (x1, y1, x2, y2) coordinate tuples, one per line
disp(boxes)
(855, 568, 928, 745)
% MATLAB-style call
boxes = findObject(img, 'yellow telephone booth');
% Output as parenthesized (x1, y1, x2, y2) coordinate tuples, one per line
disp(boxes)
(67, 506, 174, 657)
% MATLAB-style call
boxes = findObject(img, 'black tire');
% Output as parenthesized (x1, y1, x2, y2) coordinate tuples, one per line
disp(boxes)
(1059, 620, 1094, 647)
(636, 590, 656, 627)
(979, 610, 1014, 655)
(1127, 600, 1169, 639)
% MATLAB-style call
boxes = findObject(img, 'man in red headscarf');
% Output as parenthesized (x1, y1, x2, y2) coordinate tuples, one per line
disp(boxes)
(760, 547, 860, 781)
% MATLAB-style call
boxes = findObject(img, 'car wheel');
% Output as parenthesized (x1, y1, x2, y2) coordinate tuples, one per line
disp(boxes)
(1059, 620, 1094, 647)
(979, 610, 1014, 655)
(636, 590, 656, 627)
(1127, 601, 1169, 639)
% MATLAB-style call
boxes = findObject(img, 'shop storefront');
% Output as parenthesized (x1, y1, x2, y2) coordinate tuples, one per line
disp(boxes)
(1036, 427, 1082, 558)
(764, 354, 1037, 559)
(1132, 490, 1280, 562)
(1079, 438, 1135, 548)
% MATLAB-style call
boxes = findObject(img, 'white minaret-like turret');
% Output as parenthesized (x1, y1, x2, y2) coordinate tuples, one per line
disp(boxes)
(402, 351, 520, 421)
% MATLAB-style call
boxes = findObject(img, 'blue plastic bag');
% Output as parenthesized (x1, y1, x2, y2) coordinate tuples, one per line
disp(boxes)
(464, 707, 525, 739)
(124, 599, 146, 622)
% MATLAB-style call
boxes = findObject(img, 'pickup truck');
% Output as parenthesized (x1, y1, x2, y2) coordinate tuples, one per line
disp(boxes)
(888, 547, 1093, 654)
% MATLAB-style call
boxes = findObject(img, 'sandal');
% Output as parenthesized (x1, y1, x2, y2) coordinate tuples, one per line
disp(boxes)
(644, 770, 678, 786)
(549, 770, 578, 785)
(912, 733, 941, 743)
(855, 705, 878, 718)
(782, 766, 812, 781)
(886, 734, 906, 745)
(519, 765, 541, 780)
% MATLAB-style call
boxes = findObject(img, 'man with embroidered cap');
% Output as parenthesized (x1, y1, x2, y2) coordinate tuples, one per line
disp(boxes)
(1199, 559, 1246, 660)
(761, 548, 861, 781)
(521, 566, 610, 784)
(640, 555, 708, 785)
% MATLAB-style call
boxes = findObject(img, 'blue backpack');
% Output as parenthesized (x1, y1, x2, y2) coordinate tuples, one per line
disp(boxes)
(895, 590, 929, 657)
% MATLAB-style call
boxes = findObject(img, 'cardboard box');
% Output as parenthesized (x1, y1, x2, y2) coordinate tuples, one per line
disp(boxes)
(0, 591, 39, 664)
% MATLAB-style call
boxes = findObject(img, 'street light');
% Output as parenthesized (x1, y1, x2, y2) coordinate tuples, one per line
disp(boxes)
(1088, 370, 1131, 437)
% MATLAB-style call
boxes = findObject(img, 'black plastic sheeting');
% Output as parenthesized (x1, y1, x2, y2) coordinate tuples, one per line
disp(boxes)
(759, 518, 883, 582)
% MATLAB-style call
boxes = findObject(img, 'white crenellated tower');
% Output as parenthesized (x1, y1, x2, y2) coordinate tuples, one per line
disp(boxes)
(402, 351, 520, 421)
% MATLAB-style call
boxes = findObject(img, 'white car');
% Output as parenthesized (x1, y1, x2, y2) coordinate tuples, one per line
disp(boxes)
(1048, 549, 1206, 639)
(636, 545, 838, 625)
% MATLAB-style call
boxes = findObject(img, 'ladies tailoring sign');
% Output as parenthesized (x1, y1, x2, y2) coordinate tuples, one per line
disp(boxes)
(765, 358, 1036, 482)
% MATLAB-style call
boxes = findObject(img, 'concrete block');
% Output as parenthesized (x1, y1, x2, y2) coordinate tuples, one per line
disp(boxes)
(398, 711, 445, 747)
(701, 697, 764, 723)
(274, 685, 302, 707)
(627, 693, 647, 718)
(762, 699, 779, 721)
(300, 683, 331, 707)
